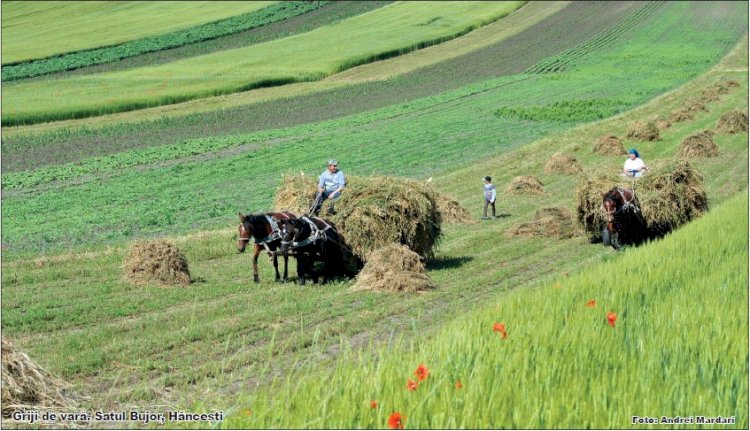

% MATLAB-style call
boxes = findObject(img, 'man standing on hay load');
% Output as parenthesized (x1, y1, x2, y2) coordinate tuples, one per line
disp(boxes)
(622, 148, 649, 178)
(312, 159, 346, 215)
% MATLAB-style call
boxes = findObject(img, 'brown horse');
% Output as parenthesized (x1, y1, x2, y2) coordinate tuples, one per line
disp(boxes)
(278, 216, 348, 285)
(602, 187, 648, 249)
(237, 212, 297, 283)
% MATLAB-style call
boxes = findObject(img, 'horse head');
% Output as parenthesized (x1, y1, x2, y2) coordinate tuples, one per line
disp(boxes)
(237, 213, 253, 253)
(279, 218, 312, 253)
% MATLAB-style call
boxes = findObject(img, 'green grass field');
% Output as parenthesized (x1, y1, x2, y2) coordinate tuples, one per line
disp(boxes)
(1, 2, 747, 428)
(1, 1, 275, 64)
(2, 1, 522, 125)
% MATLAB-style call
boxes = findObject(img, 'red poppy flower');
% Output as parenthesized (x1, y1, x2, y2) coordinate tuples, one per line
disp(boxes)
(406, 379, 418, 391)
(370, 400, 378, 409)
(607, 312, 617, 327)
(586, 299, 596, 308)
(493, 322, 507, 339)
(455, 379, 463, 389)
(414, 364, 429, 381)
(388, 412, 405, 430)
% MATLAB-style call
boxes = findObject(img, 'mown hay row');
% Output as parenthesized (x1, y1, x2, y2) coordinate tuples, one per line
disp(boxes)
(2, 338, 77, 418)
(716, 109, 748, 134)
(506, 207, 577, 239)
(351, 244, 436, 292)
(545, 152, 582, 174)
(576, 161, 708, 238)
(506, 175, 544, 195)
(677, 130, 718, 158)
(122, 240, 191, 286)
(592, 135, 626, 156)
(626, 120, 661, 141)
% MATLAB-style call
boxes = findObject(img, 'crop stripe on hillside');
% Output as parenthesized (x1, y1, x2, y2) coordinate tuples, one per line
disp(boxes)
(1, 1, 327, 81)
(526, 1, 664, 74)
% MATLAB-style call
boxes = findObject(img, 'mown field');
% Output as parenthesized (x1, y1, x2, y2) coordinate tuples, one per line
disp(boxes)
(1, 1, 748, 428)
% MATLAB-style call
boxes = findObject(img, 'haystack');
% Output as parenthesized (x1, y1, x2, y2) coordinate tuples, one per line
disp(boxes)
(651, 115, 672, 131)
(715, 80, 740, 93)
(699, 88, 720, 103)
(544, 152, 583, 174)
(506, 207, 577, 239)
(2, 338, 76, 417)
(592, 135, 626, 156)
(506, 176, 543, 195)
(351, 244, 435, 292)
(433, 193, 474, 224)
(274, 175, 441, 261)
(669, 109, 694, 123)
(683, 98, 708, 113)
(677, 130, 718, 158)
(626, 121, 661, 141)
(576, 161, 708, 238)
(123, 240, 191, 286)
(716, 109, 748, 134)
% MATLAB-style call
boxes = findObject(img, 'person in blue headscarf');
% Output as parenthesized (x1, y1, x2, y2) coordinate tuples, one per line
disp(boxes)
(622, 148, 648, 178)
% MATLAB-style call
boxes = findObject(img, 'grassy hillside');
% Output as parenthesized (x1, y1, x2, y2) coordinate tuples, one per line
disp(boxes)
(2, 1, 522, 125)
(1, 1, 275, 64)
(230, 192, 748, 429)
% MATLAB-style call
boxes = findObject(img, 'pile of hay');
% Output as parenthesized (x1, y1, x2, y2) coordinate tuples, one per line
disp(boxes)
(506, 207, 577, 239)
(683, 98, 708, 113)
(715, 80, 740, 94)
(2, 338, 76, 417)
(433, 193, 474, 224)
(506, 176, 544, 195)
(351, 244, 435, 292)
(576, 161, 708, 238)
(592, 135, 626, 156)
(716, 109, 748, 134)
(274, 175, 441, 261)
(669, 109, 694, 123)
(699, 88, 721, 103)
(626, 121, 661, 141)
(122, 240, 191, 286)
(544, 152, 583, 174)
(677, 130, 718, 158)
(651, 115, 672, 131)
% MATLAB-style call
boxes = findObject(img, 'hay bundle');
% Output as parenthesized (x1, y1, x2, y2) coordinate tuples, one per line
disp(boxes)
(123, 240, 191, 286)
(575, 161, 708, 238)
(506, 207, 577, 239)
(433, 193, 474, 224)
(273, 175, 441, 260)
(669, 109, 694, 123)
(715, 80, 740, 93)
(716, 109, 748, 134)
(651, 115, 672, 131)
(699, 88, 721, 102)
(544, 152, 583, 174)
(626, 121, 661, 141)
(351, 244, 436, 292)
(677, 130, 718, 158)
(683, 98, 708, 113)
(592, 135, 626, 156)
(2, 338, 75, 417)
(506, 176, 543, 195)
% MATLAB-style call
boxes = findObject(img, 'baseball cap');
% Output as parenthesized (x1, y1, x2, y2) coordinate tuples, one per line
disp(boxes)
(328, 159, 338, 166)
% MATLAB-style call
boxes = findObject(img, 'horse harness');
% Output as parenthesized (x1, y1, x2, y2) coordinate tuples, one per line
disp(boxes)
(283, 216, 333, 249)
(240, 214, 293, 252)
(604, 187, 640, 223)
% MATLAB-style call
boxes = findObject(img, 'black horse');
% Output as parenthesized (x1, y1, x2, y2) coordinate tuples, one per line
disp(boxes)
(278, 216, 347, 284)
(237, 212, 297, 283)
(601, 187, 649, 250)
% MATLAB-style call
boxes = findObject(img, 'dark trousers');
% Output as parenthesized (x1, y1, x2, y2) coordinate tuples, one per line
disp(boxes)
(484, 200, 496, 217)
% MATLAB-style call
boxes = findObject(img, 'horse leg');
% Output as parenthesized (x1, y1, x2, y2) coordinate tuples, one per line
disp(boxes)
(297, 255, 306, 285)
(283, 254, 289, 283)
(252, 245, 261, 283)
(273, 255, 281, 282)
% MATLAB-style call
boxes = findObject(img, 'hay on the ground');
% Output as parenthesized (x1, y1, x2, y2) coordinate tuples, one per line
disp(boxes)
(651, 115, 672, 131)
(592, 135, 626, 156)
(683, 98, 708, 113)
(123, 240, 191, 286)
(351, 244, 436, 292)
(274, 175, 441, 261)
(576, 161, 708, 238)
(715, 80, 740, 94)
(544, 152, 583, 174)
(716, 109, 748, 134)
(433, 192, 475, 224)
(677, 130, 718, 158)
(626, 121, 661, 141)
(669, 109, 694, 123)
(2, 338, 76, 418)
(506, 176, 544, 195)
(699, 88, 721, 103)
(506, 207, 577, 239)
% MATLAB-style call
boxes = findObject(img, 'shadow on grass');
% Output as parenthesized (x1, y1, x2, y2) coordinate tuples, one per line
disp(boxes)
(426, 256, 473, 271)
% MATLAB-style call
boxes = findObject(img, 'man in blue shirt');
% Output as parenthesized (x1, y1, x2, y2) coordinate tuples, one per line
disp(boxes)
(313, 159, 346, 215)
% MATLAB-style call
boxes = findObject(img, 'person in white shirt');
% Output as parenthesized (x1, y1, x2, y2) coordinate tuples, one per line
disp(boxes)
(482, 176, 497, 220)
(623, 148, 648, 178)
(312, 159, 346, 215)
